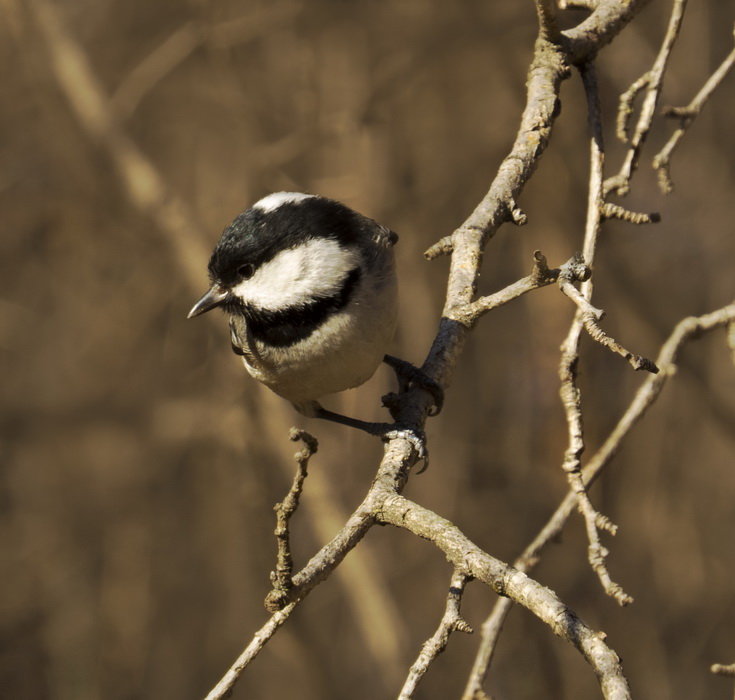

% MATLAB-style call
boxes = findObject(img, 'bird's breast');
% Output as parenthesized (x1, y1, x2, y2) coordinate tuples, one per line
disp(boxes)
(232, 259, 397, 403)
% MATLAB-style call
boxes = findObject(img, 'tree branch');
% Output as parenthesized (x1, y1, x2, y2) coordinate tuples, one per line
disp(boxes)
(557, 62, 634, 607)
(378, 494, 631, 700)
(23, 0, 662, 695)
(456, 251, 576, 326)
(711, 661, 735, 699)
(605, 0, 688, 196)
(204, 602, 298, 700)
(202, 3, 653, 696)
(110, 5, 300, 118)
(266, 429, 317, 611)
(653, 24, 735, 193)
(398, 571, 473, 699)
(462, 301, 735, 698)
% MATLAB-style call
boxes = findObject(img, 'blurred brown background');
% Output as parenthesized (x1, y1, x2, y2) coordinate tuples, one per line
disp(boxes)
(2, 1, 734, 698)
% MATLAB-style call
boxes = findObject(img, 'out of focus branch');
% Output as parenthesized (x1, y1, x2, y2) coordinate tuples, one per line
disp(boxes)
(712, 662, 735, 677)
(653, 25, 735, 193)
(462, 300, 735, 699)
(21, 0, 407, 687)
(711, 661, 735, 699)
(605, 0, 688, 196)
(111, 4, 301, 118)
(24, 0, 209, 289)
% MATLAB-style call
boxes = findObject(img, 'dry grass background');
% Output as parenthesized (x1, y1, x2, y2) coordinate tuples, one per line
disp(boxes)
(1, 1, 734, 698)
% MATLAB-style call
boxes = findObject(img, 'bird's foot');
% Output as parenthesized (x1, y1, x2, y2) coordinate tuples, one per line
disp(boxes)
(312, 405, 429, 472)
(383, 355, 444, 417)
(382, 426, 429, 473)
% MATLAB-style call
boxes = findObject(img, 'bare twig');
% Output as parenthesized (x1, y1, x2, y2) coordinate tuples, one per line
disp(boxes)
(556, 254, 661, 374)
(204, 602, 298, 700)
(581, 312, 659, 373)
(459, 251, 571, 326)
(462, 302, 735, 699)
(711, 662, 735, 700)
(424, 235, 454, 260)
(398, 571, 473, 699)
(558, 277, 605, 320)
(558, 62, 634, 607)
(653, 26, 735, 193)
(378, 494, 632, 700)
(602, 202, 660, 224)
(712, 663, 735, 677)
(605, 0, 688, 196)
(266, 429, 318, 611)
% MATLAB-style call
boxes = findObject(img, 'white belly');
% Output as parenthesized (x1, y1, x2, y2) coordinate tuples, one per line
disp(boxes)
(241, 272, 397, 404)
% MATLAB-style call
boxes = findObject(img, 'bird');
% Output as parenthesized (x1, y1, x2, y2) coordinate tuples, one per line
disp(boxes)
(188, 192, 442, 443)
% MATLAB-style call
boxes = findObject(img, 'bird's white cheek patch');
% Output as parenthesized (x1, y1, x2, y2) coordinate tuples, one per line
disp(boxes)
(231, 238, 359, 311)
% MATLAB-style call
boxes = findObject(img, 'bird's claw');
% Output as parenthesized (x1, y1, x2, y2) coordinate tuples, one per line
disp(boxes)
(382, 426, 429, 473)
(383, 355, 444, 417)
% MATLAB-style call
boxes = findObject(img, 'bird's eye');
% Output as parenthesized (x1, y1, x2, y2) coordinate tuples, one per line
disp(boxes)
(237, 263, 255, 280)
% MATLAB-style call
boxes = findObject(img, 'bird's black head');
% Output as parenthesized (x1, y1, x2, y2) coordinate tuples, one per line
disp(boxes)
(188, 192, 374, 319)
(207, 193, 365, 288)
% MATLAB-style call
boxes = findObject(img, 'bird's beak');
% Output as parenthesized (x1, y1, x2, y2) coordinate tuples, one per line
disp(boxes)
(187, 285, 228, 318)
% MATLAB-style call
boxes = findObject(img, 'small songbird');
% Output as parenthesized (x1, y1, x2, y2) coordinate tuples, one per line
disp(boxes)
(188, 192, 441, 439)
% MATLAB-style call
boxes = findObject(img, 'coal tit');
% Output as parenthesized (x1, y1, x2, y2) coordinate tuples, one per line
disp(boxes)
(188, 192, 441, 438)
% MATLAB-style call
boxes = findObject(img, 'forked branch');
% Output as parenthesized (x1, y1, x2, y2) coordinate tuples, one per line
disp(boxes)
(605, 0, 688, 195)
(653, 25, 735, 192)
(462, 301, 735, 698)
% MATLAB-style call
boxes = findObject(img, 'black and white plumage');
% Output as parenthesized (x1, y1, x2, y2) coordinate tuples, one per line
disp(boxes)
(189, 192, 410, 429)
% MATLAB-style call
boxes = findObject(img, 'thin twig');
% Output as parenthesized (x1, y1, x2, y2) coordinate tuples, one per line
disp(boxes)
(559, 62, 634, 607)
(712, 663, 735, 677)
(580, 312, 659, 373)
(458, 251, 570, 326)
(266, 429, 318, 611)
(462, 302, 735, 699)
(711, 662, 735, 700)
(605, 0, 688, 196)
(653, 26, 735, 193)
(398, 571, 473, 699)
(424, 235, 454, 260)
(602, 202, 660, 224)
(558, 278, 605, 320)
(204, 602, 297, 700)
